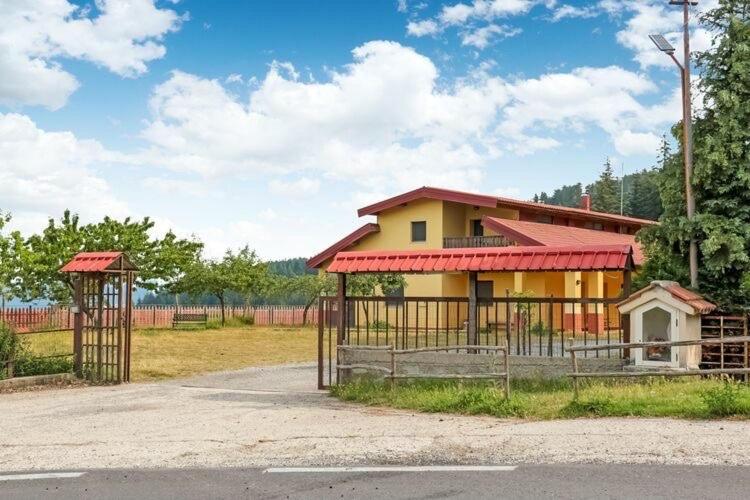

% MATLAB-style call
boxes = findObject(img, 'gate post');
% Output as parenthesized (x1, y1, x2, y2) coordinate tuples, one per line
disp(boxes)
(317, 296, 325, 390)
(73, 274, 83, 377)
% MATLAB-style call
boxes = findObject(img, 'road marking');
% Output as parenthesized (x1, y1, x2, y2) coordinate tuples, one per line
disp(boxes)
(0, 472, 86, 482)
(264, 466, 517, 473)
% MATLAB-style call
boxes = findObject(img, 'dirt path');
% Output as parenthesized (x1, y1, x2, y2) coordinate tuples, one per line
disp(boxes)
(1, 363, 749, 471)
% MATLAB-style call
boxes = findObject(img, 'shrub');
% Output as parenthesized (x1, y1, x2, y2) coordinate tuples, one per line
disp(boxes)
(0, 322, 21, 379)
(701, 381, 742, 417)
(13, 356, 73, 377)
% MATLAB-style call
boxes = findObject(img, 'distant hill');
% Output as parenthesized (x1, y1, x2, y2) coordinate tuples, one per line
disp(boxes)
(267, 257, 316, 277)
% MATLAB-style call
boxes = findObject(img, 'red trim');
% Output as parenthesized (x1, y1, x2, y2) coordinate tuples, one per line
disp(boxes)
(327, 245, 633, 274)
(481, 216, 543, 246)
(356, 186, 656, 227)
(357, 186, 498, 217)
(306, 223, 380, 269)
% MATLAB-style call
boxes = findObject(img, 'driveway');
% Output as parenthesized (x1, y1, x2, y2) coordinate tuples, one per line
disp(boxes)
(1, 363, 749, 471)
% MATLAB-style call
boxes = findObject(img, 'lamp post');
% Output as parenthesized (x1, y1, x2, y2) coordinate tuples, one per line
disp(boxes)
(649, 0, 699, 289)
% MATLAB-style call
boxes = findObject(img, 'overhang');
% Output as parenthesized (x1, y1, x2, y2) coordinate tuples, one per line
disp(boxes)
(327, 245, 634, 274)
(306, 223, 380, 269)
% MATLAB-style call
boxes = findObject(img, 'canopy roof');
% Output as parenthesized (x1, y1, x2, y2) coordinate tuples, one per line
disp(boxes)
(618, 280, 716, 315)
(482, 216, 645, 265)
(327, 245, 634, 274)
(60, 252, 138, 273)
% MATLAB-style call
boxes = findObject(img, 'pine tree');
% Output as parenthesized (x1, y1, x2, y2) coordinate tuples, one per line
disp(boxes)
(591, 158, 621, 213)
(638, 0, 750, 308)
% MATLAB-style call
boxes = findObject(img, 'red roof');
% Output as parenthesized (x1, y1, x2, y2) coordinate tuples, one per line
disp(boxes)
(306, 223, 380, 269)
(482, 216, 645, 265)
(619, 281, 716, 314)
(327, 245, 634, 274)
(357, 186, 656, 227)
(60, 252, 137, 273)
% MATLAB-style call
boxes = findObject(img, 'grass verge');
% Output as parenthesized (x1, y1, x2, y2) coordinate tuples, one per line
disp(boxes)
(331, 377, 750, 420)
(131, 325, 324, 382)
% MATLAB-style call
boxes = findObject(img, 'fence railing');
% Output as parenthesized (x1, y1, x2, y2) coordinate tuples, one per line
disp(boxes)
(336, 344, 510, 398)
(443, 235, 513, 248)
(566, 336, 750, 397)
(339, 296, 623, 358)
(1, 304, 317, 331)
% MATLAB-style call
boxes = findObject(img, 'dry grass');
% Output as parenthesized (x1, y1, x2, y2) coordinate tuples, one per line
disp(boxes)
(131, 325, 325, 382)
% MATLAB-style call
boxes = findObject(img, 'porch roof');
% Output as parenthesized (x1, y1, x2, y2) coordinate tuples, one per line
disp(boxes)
(327, 245, 634, 274)
(60, 252, 138, 273)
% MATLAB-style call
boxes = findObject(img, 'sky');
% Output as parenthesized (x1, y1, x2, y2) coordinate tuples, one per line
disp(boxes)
(0, 0, 717, 260)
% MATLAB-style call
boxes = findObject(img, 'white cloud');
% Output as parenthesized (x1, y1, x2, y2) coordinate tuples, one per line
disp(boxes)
(0, 112, 129, 233)
(0, 0, 183, 109)
(139, 41, 511, 191)
(142, 177, 215, 198)
(397, 0, 409, 13)
(613, 130, 662, 156)
(550, 4, 599, 22)
(461, 24, 521, 48)
(225, 73, 243, 84)
(407, 19, 441, 36)
(610, 0, 718, 69)
(268, 177, 321, 197)
(408, 0, 537, 48)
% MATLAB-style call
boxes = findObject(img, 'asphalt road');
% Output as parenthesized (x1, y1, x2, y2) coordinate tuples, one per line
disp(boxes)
(2, 464, 749, 499)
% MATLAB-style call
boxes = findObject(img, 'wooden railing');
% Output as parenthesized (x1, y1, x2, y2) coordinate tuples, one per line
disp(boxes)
(443, 235, 513, 248)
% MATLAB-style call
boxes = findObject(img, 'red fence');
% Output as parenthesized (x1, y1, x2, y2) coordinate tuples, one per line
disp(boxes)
(1, 305, 316, 332)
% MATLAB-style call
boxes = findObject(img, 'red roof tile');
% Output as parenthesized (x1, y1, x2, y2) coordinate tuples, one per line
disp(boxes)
(327, 245, 634, 274)
(618, 281, 717, 314)
(306, 223, 380, 269)
(357, 186, 657, 227)
(60, 252, 137, 273)
(482, 216, 645, 265)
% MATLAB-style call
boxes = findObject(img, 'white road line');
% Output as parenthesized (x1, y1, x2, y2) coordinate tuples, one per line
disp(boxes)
(0, 472, 86, 482)
(264, 466, 517, 473)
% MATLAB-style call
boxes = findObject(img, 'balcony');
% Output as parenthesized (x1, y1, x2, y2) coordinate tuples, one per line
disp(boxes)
(443, 235, 514, 248)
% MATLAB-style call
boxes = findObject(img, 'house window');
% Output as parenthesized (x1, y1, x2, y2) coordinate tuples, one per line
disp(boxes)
(385, 285, 404, 305)
(411, 221, 427, 242)
(593, 222, 603, 231)
(470, 219, 484, 237)
(477, 281, 494, 302)
(536, 214, 553, 224)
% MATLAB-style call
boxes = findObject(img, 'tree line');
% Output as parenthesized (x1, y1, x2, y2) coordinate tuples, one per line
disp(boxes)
(0, 211, 406, 325)
(533, 150, 665, 222)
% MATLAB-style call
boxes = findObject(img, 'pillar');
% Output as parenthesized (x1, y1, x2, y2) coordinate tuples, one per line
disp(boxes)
(564, 271, 582, 331)
(468, 271, 477, 347)
(513, 272, 524, 294)
(336, 273, 347, 346)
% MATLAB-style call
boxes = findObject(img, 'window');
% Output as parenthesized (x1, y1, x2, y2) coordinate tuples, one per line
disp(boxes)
(593, 222, 604, 231)
(385, 285, 404, 305)
(411, 221, 426, 242)
(477, 281, 494, 302)
(470, 219, 484, 237)
(536, 214, 553, 224)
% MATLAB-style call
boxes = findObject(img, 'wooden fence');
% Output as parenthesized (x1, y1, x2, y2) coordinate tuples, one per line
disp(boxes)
(0, 305, 316, 332)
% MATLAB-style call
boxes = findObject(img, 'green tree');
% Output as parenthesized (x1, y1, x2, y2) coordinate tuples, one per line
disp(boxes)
(0, 212, 23, 304)
(170, 248, 268, 325)
(280, 273, 337, 324)
(19, 211, 202, 302)
(638, 0, 750, 308)
(626, 169, 663, 221)
(590, 158, 621, 213)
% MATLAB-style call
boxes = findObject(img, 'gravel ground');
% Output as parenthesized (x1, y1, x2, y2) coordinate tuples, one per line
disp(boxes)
(1, 363, 748, 471)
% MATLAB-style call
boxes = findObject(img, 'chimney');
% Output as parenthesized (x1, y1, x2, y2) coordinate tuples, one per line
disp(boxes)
(580, 194, 591, 211)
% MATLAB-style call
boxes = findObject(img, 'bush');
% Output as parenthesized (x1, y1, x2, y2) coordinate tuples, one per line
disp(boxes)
(0, 322, 21, 380)
(701, 381, 742, 417)
(13, 356, 73, 377)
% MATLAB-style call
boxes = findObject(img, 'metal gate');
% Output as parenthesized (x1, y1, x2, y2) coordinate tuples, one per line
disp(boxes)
(317, 296, 338, 389)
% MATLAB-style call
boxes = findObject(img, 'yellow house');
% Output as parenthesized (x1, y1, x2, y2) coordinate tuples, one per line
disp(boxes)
(308, 186, 652, 303)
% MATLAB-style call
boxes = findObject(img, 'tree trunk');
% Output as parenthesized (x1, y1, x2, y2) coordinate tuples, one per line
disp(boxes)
(303, 296, 316, 325)
(218, 295, 226, 326)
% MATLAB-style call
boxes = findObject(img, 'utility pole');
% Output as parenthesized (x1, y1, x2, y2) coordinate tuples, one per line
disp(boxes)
(649, 0, 699, 288)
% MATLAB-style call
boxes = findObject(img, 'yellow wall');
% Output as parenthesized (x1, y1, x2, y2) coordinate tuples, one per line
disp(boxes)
(357, 198, 444, 251)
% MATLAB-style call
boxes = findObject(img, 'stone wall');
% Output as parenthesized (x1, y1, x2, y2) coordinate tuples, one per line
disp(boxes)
(338, 348, 623, 382)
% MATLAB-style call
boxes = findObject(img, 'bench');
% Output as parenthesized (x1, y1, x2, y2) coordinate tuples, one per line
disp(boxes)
(172, 313, 208, 329)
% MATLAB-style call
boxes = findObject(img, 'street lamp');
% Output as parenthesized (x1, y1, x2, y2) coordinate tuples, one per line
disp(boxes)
(650, 0, 699, 289)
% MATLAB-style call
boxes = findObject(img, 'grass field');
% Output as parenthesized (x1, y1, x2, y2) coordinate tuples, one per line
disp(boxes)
(131, 322, 322, 381)
(331, 377, 750, 420)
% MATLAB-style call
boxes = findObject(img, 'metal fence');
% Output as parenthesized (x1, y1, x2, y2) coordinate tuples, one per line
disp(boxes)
(1, 328, 74, 379)
(1, 304, 317, 331)
(317, 295, 624, 388)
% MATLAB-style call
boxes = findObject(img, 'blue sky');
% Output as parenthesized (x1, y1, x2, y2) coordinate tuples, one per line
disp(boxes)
(1, 0, 713, 259)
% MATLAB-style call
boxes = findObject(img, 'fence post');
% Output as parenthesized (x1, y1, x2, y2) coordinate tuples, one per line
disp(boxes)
(389, 345, 396, 390)
(317, 298, 325, 389)
(503, 341, 510, 400)
(568, 338, 579, 398)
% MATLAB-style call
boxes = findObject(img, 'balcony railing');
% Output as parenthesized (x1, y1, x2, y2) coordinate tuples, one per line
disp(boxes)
(443, 235, 514, 248)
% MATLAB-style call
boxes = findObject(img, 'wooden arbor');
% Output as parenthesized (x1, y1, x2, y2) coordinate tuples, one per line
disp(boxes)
(60, 252, 137, 383)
